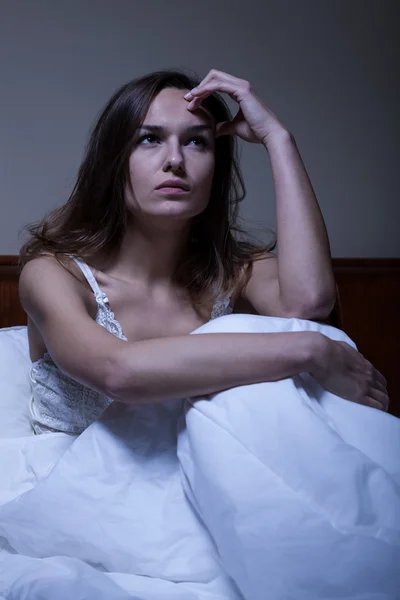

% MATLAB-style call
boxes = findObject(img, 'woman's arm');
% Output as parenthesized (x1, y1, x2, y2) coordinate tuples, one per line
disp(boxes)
(242, 130, 337, 321)
(107, 330, 321, 405)
(19, 255, 322, 406)
(20, 257, 386, 411)
(266, 129, 336, 313)
(185, 71, 337, 320)
(106, 330, 388, 412)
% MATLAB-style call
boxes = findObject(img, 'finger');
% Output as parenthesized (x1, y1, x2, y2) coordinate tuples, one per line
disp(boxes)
(186, 92, 211, 111)
(186, 99, 204, 111)
(362, 396, 386, 411)
(191, 69, 245, 97)
(184, 72, 227, 102)
(186, 102, 214, 122)
(373, 378, 388, 395)
(215, 108, 244, 137)
(184, 73, 249, 107)
(367, 387, 389, 411)
(373, 367, 387, 388)
(187, 81, 248, 104)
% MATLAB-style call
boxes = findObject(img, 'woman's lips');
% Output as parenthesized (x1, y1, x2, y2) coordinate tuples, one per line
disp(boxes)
(156, 187, 188, 195)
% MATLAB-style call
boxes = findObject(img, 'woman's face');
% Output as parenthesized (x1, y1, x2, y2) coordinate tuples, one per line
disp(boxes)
(125, 87, 216, 225)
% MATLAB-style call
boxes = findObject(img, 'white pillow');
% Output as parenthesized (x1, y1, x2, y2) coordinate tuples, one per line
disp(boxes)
(0, 326, 34, 438)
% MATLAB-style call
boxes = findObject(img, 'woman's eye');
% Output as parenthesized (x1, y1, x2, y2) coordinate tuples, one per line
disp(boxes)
(138, 134, 208, 148)
(138, 134, 157, 144)
(190, 136, 208, 147)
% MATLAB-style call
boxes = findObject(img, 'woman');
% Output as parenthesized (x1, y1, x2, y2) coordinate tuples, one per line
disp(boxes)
(2, 68, 397, 600)
(18, 68, 388, 436)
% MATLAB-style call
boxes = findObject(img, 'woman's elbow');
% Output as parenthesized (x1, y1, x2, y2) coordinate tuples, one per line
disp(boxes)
(285, 292, 337, 321)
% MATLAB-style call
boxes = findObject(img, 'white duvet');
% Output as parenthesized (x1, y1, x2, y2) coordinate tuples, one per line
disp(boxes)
(0, 314, 399, 599)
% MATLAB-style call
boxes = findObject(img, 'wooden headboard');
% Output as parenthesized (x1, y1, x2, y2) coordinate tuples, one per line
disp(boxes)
(0, 256, 26, 327)
(1, 255, 399, 417)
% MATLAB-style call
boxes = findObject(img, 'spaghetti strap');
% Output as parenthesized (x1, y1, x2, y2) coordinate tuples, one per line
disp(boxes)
(69, 256, 127, 342)
(71, 257, 104, 301)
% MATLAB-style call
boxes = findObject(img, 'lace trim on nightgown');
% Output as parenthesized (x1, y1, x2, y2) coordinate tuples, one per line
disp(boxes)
(29, 257, 232, 435)
(71, 257, 128, 342)
(211, 294, 233, 319)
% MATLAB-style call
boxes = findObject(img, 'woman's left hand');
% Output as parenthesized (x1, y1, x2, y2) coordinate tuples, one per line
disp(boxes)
(184, 69, 288, 145)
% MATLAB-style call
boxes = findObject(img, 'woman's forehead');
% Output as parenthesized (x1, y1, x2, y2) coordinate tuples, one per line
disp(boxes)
(146, 88, 215, 127)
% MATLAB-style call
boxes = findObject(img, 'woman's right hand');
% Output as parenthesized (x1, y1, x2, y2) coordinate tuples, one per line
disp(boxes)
(310, 335, 389, 412)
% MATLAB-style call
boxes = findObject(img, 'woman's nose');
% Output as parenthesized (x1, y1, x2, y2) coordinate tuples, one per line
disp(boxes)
(164, 139, 184, 167)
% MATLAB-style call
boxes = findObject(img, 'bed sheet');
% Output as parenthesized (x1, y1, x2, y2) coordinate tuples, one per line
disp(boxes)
(0, 314, 399, 599)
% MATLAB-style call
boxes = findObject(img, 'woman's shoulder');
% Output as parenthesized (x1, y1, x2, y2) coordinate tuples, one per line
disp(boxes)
(19, 254, 96, 317)
(20, 254, 89, 288)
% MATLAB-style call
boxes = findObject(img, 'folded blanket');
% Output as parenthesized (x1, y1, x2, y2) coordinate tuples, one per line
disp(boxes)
(0, 314, 399, 599)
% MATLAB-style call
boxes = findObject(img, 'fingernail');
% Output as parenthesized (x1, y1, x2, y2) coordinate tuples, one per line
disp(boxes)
(184, 92, 193, 99)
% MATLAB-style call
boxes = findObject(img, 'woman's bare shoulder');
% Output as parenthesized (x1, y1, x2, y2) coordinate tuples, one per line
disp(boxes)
(20, 254, 87, 287)
(19, 255, 95, 317)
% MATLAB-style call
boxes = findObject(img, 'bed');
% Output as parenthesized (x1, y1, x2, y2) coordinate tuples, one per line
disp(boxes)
(0, 254, 399, 599)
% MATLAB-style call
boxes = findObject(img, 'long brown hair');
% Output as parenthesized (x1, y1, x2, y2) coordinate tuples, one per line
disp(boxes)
(19, 68, 276, 303)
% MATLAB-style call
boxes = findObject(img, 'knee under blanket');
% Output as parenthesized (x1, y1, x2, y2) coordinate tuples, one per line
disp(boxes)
(0, 314, 399, 599)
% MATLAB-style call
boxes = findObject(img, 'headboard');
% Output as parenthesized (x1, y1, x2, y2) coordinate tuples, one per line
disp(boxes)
(1, 256, 399, 417)
(0, 256, 26, 327)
